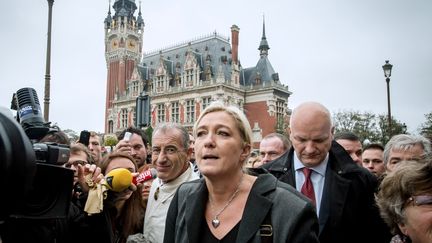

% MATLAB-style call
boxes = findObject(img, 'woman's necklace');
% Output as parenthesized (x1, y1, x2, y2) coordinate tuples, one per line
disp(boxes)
(208, 174, 244, 228)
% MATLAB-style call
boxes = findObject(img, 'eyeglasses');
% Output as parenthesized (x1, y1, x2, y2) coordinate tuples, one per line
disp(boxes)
(407, 195, 432, 207)
(151, 146, 184, 156)
(64, 160, 88, 168)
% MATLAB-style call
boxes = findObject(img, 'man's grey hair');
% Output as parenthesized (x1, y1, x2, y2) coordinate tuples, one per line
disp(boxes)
(261, 133, 291, 150)
(152, 123, 190, 150)
(383, 134, 431, 165)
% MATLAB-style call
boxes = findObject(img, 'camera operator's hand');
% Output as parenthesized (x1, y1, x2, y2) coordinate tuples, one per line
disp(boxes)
(114, 139, 132, 154)
(77, 163, 103, 193)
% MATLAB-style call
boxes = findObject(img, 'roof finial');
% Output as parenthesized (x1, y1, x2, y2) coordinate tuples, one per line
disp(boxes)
(258, 14, 270, 56)
(139, 0, 142, 15)
(108, 0, 111, 14)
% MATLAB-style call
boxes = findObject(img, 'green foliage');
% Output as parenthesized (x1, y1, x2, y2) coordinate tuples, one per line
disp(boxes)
(145, 126, 153, 146)
(419, 111, 432, 141)
(333, 110, 407, 145)
(104, 134, 118, 147)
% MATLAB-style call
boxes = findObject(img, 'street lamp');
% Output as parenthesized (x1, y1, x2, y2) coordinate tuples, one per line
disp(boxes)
(382, 60, 393, 136)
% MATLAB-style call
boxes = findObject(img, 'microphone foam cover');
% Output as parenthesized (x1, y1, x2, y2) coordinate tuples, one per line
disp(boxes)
(104, 168, 133, 192)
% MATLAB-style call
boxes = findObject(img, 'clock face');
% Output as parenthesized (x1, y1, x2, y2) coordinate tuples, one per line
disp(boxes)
(127, 39, 137, 51)
(110, 38, 118, 51)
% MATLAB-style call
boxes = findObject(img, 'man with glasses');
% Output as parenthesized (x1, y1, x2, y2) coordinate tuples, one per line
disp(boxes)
(64, 143, 98, 204)
(143, 123, 199, 243)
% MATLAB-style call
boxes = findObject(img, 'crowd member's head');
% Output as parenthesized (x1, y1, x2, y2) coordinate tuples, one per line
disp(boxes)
(362, 143, 386, 177)
(151, 123, 191, 183)
(334, 131, 362, 165)
(88, 131, 103, 165)
(251, 156, 264, 168)
(376, 158, 432, 243)
(116, 127, 149, 168)
(189, 133, 196, 163)
(384, 134, 431, 172)
(289, 102, 334, 167)
(259, 133, 290, 164)
(99, 152, 144, 239)
(64, 143, 93, 185)
(39, 126, 70, 145)
(138, 163, 156, 209)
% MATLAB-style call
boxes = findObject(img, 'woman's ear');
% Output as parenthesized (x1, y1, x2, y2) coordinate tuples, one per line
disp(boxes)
(240, 144, 251, 163)
(398, 223, 408, 237)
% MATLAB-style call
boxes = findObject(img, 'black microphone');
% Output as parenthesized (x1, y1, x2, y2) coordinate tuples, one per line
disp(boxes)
(15, 87, 49, 140)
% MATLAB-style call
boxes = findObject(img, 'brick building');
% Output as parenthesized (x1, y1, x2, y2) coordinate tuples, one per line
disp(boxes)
(104, 0, 292, 148)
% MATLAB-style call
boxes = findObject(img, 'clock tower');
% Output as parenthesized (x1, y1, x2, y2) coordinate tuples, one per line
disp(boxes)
(104, 0, 144, 133)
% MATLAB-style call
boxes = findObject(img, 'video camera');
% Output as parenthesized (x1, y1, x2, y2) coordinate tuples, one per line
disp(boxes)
(0, 87, 74, 222)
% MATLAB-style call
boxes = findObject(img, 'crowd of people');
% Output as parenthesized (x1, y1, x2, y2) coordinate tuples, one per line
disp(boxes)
(2, 101, 431, 243)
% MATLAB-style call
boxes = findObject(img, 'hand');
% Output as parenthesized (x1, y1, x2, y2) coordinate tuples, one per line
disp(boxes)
(77, 163, 103, 192)
(114, 139, 131, 154)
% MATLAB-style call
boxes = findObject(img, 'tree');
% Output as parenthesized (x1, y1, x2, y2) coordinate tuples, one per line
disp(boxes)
(333, 110, 408, 145)
(104, 135, 118, 153)
(333, 110, 380, 143)
(145, 126, 153, 146)
(376, 115, 408, 145)
(63, 129, 78, 142)
(419, 111, 432, 141)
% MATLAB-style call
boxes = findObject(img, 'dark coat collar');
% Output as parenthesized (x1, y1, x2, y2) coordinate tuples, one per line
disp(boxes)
(184, 174, 277, 243)
(263, 141, 361, 176)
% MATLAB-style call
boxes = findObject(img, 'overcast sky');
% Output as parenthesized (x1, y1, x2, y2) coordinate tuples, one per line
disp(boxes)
(1, 0, 431, 134)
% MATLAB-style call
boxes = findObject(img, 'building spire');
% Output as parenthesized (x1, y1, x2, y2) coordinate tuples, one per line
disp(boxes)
(137, 0, 144, 29)
(104, 0, 113, 29)
(258, 15, 270, 57)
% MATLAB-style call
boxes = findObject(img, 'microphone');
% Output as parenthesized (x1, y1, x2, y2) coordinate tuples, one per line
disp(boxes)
(133, 168, 157, 185)
(104, 168, 157, 192)
(14, 87, 49, 140)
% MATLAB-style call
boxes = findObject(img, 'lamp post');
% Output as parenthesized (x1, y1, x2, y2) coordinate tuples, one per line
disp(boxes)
(44, 0, 54, 122)
(382, 60, 393, 136)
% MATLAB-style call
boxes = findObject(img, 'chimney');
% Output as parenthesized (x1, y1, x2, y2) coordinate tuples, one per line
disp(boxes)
(231, 25, 240, 65)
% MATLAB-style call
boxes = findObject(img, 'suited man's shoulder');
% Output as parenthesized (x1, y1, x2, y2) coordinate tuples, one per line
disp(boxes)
(329, 141, 378, 185)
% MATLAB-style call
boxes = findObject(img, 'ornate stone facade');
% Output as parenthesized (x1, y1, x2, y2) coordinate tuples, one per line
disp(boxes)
(104, 1, 292, 147)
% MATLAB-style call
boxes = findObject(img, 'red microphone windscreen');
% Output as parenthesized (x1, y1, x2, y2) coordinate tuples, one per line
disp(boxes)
(133, 168, 157, 185)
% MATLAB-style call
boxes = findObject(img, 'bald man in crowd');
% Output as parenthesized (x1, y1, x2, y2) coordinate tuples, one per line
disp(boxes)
(262, 101, 390, 243)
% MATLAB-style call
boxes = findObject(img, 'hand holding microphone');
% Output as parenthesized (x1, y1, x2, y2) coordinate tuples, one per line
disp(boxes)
(104, 167, 157, 192)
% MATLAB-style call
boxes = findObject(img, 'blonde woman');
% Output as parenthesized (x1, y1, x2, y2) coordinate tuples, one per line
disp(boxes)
(164, 102, 318, 243)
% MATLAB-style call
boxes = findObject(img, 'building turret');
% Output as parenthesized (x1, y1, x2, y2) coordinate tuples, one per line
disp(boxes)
(136, 1, 144, 30)
(113, 0, 137, 19)
(104, 1, 112, 31)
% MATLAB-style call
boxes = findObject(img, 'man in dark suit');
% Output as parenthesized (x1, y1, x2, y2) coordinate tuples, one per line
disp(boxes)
(262, 101, 390, 243)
